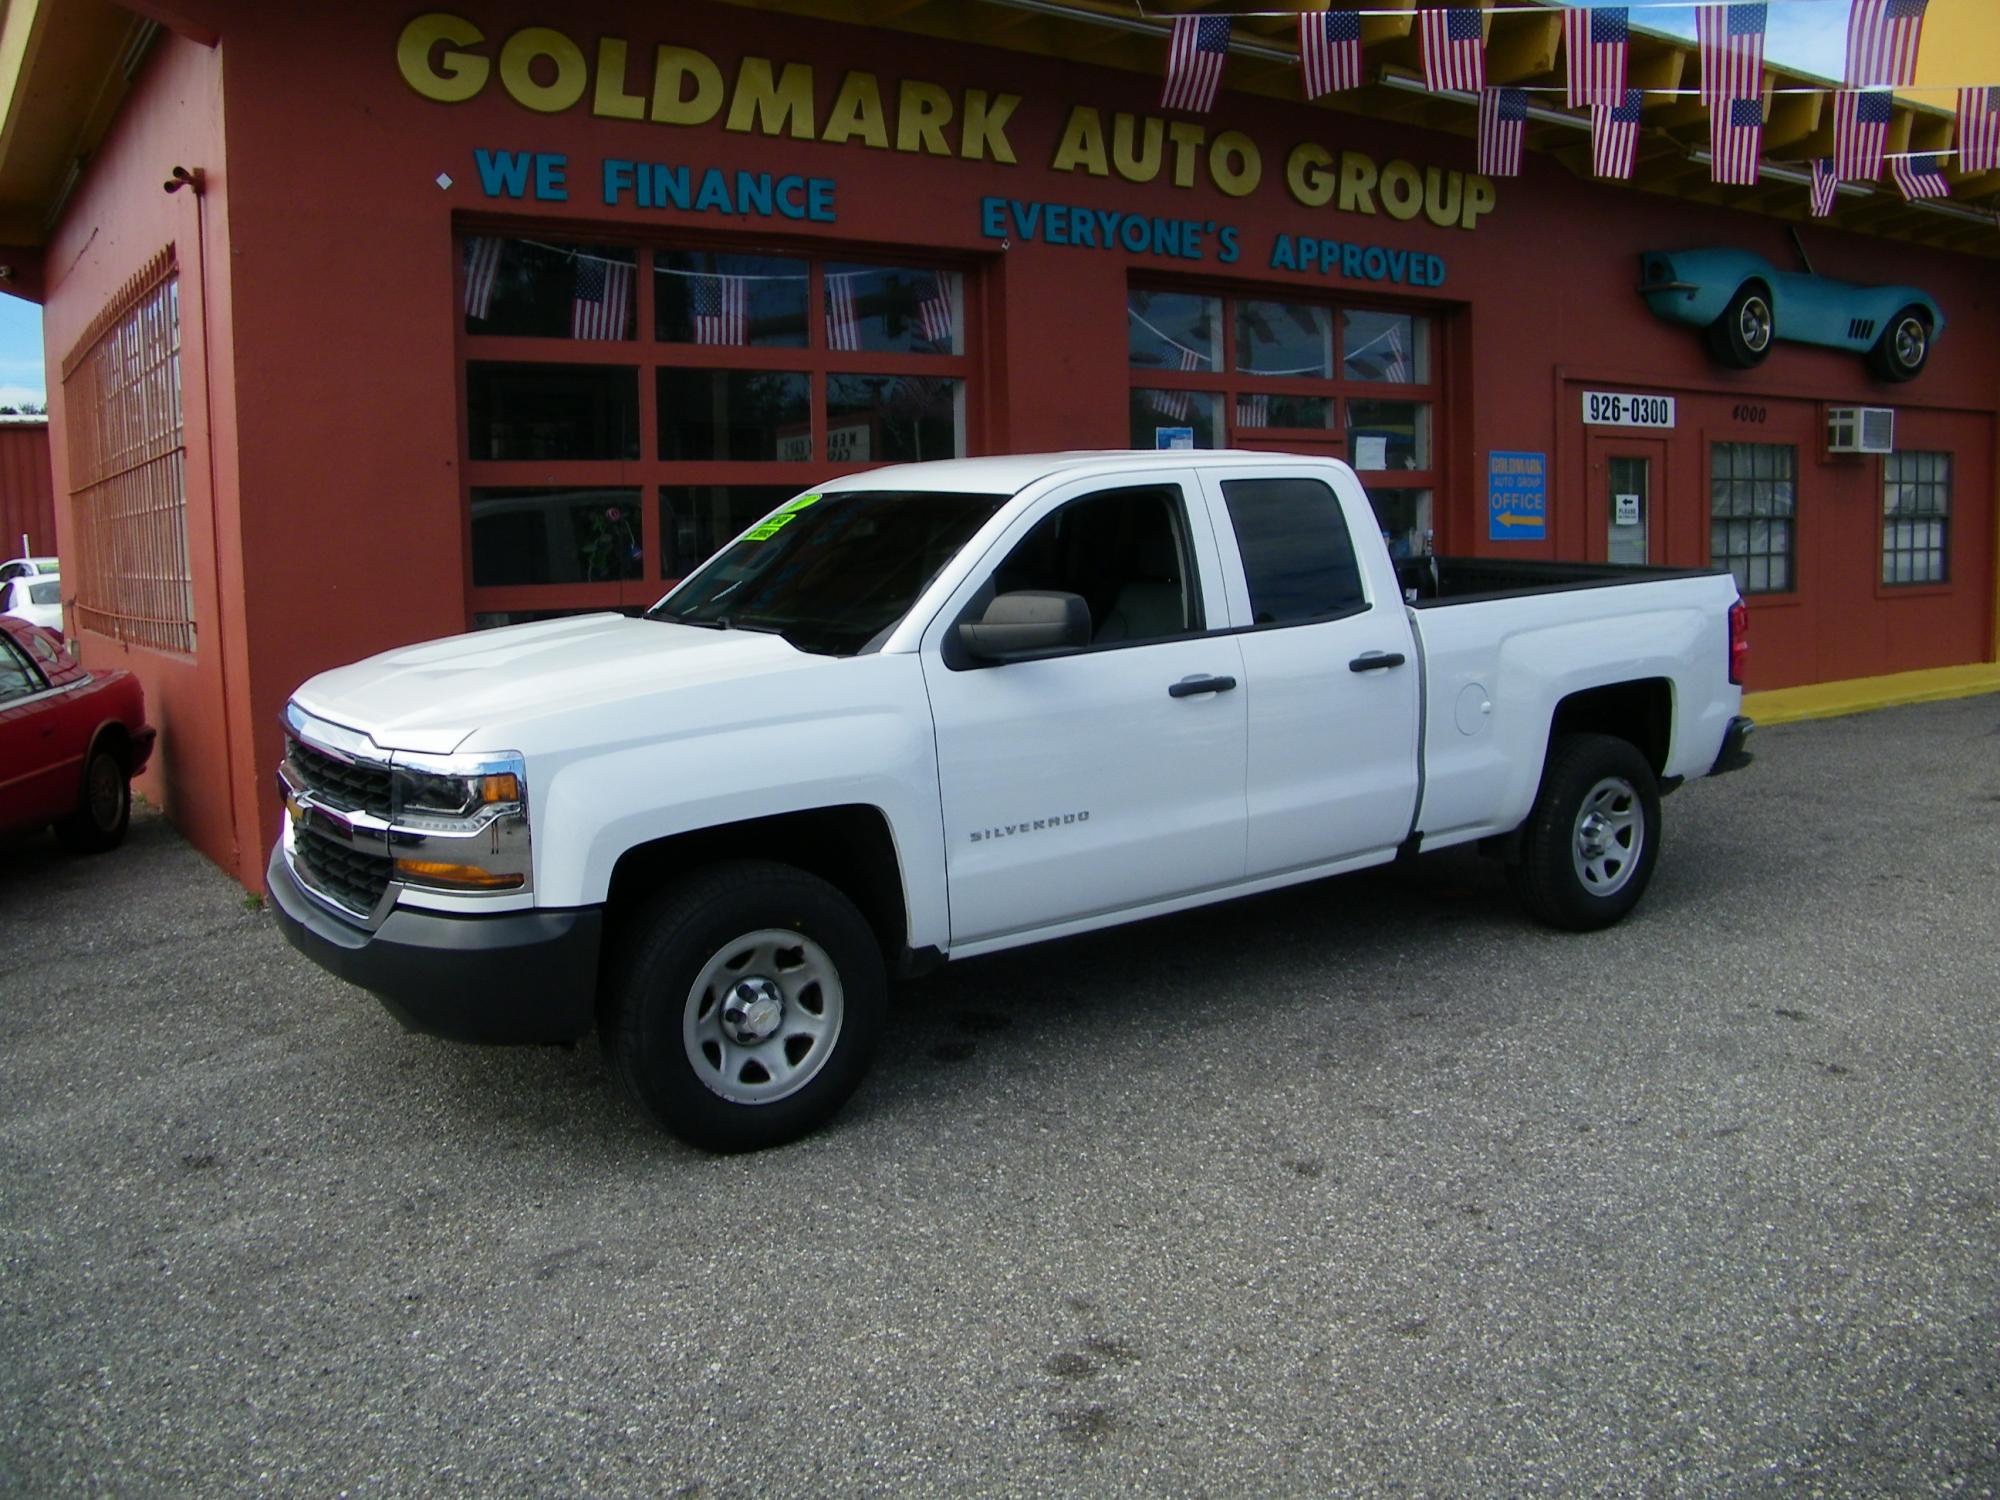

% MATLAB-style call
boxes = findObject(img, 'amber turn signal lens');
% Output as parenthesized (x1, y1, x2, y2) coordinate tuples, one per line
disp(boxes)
(478, 773, 522, 804)
(393, 858, 525, 890)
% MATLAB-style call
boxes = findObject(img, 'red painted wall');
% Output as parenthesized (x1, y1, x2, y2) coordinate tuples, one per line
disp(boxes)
(45, 0, 2000, 887)
(0, 420, 55, 560)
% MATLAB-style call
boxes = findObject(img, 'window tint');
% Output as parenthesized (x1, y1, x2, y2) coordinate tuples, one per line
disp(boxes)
(988, 486, 1198, 646)
(0, 636, 43, 702)
(1221, 478, 1365, 625)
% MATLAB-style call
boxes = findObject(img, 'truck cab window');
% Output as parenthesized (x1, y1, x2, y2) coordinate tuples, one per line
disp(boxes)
(988, 485, 1200, 645)
(1221, 477, 1366, 625)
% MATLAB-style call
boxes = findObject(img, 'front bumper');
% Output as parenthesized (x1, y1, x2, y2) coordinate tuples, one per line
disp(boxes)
(267, 843, 602, 1044)
(1710, 715, 1756, 776)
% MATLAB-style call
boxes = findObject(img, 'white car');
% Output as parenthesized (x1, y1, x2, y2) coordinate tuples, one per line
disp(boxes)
(0, 555, 58, 584)
(1, 573, 63, 635)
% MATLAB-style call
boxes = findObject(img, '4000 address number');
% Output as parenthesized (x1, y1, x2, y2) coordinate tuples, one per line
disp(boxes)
(1582, 391, 1676, 428)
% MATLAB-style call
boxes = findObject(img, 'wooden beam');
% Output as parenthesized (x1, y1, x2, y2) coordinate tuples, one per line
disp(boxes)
(1485, 13, 1562, 85)
(1764, 90, 1824, 150)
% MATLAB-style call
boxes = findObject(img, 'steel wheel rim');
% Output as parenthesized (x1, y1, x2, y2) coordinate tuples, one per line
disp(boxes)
(85, 754, 123, 830)
(682, 928, 844, 1105)
(1893, 317, 1926, 367)
(1570, 776, 1644, 898)
(1739, 296, 1773, 352)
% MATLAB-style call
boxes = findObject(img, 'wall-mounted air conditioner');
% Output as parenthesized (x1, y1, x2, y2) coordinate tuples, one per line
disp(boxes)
(1826, 406, 1894, 455)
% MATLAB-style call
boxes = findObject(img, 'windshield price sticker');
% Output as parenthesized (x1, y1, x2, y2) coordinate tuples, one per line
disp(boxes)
(1583, 391, 1676, 428)
(745, 493, 821, 541)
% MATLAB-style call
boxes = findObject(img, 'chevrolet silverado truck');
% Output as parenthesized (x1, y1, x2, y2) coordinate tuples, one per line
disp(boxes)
(269, 452, 1754, 1151)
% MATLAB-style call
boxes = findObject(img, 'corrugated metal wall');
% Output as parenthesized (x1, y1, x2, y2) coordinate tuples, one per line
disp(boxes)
(0, 420, 57, 559)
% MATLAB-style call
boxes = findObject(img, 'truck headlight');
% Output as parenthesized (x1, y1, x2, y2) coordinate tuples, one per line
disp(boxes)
(385, 749, 531, 894)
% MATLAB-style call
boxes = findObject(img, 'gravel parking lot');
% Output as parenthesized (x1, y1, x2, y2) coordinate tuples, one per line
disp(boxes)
(4, 696, 1998, 1497)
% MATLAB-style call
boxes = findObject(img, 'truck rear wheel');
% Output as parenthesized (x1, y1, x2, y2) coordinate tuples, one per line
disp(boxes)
(608, 860, 886, 1152)
(1507, 733, 1660, 931)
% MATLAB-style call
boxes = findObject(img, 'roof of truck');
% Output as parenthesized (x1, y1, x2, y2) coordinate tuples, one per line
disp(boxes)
(820, 450, 1343, 495)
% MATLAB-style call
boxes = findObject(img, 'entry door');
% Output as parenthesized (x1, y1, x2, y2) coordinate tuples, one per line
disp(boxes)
(1587, 435, 1670, 566)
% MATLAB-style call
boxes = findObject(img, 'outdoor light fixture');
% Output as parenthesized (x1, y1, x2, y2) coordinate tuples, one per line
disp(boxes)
(162, 164, 204, 195)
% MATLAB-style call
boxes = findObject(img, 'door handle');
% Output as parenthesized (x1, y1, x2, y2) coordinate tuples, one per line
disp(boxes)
(1348, 651, 1407, 673)
(1168, 674, 1237, 698)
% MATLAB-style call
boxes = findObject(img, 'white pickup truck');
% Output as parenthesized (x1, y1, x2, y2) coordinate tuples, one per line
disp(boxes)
(269, 451, 1753, 1150)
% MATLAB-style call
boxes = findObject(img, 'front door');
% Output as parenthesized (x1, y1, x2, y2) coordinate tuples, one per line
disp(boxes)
(1586, 435, 1670, 566)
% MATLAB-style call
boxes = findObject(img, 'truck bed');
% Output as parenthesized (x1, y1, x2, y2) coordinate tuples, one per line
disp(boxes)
(1396, 555, 1729, 607)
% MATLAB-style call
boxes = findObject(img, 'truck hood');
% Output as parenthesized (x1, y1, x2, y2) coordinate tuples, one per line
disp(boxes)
(292, 613, 815, 755)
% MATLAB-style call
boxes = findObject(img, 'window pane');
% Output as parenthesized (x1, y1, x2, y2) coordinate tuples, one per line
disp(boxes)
(824, 264, 962, 354)
(1708, 443, 1796, 594)
(1345, 400, 1431, 470)
(470, 487, 642, 586)
(468, 364, 639, 461)
(1235, 300, 1331, 377)
(1221, 477, 1365, 625)
(827, 374, 965, 464)
(463, 238, 635, 340)
(1129, 389, 1221, 449)
(1235, 393, 1332, 430)
(655, 252, 808, 347)
(660, 485, 801, 577)
(1128, 289, 1220, 371)
(1341, 310, 1427, 383)
(656, 369, 810, 461)
(992, 486, 1197, 644)
(1366, 488, 1433, 561)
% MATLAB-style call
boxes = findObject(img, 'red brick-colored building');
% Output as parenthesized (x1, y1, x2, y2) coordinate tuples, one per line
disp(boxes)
(3, 0, 1996, 888)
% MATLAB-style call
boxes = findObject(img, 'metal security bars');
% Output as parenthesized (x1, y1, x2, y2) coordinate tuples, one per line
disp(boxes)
(61, 251, 194, 654)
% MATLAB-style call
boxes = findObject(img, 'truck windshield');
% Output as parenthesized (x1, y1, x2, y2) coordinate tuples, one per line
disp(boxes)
(649, 488, 1007, 656)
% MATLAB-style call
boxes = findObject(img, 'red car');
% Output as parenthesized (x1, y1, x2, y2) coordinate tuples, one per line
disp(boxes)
(0, 615, 156, 852)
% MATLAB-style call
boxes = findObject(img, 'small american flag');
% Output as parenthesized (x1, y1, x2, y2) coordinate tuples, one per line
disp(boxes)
(1236, 393, 1271, 429)
(1697, 3, 1766, 104)
(463, 236, 503, 321)
(692, 274, 747, 346)
(1155, 346, 1205, 423)
(1833, 90, 1894, 181)
(1709, 96, 1763, 186)
(1383, 323, 1408, 383)
(1565, 6, 1628, 108)
(1420, 8, 1485, 95)
(1299, 11, 1363, 99)
(571, 256, 631, 340)
(1889, 152, 1951, 202)
(1810, 158, 1839, 217)
(1592, 88, 1645, 179)
(917, 272, 954, 346)
(827, 272, 862, 351)
(1162, 16, 1230, 114)
(1477, 86, 1527, 177)
(1957, 86, 2000, 173)
(1845, 0, 1927, 89)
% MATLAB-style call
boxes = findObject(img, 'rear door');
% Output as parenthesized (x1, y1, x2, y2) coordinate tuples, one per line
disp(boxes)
(920, 474, 1248, 946)
(1197, 465, 1421, 876)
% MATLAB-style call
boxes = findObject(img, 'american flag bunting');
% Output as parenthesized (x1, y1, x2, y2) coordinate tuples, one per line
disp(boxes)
(1809, 158, 1839, 217)
(1236, 393, 1271, 429)
(1384, 324, 1408, 383)
(1565, 6, 1628, 108)
(570, 256, 631, 340)
(1833, 90, 1894, 181)
(1845, 0, 1927, 89)
(1420, 8, 1485, 95)
(1889, 153, 1951, 201)
(463, 236, 502, 321)
(1162, 16, 1230, 113)
(1477, 86, 1527, 177)
(1957, 87, 2000, 173)
(692, 274, 747, 346)
(827, 272, 862, 351)
(917, 272, 954, 347)
(1299, 10, 1364, 99)
(1697, 4, 1766, 104)
(1592, 88, 1645, 180)
(1710, 96, 1763, 186)
(1155, 346, 1205, 423)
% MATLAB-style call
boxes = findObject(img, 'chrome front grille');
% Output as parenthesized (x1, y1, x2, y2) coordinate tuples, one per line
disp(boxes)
(289, 738, 392, 818)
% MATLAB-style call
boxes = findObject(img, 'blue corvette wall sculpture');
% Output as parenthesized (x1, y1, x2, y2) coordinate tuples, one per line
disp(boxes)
(1639, 249, 1942, 382)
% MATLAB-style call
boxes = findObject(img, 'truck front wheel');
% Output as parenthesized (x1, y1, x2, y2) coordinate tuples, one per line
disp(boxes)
(608, 860, 886, 1152)
(1507, 734, 1661, 931)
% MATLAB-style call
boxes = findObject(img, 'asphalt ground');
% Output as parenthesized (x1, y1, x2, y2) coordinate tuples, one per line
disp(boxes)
(3, 697, 1998, 1498)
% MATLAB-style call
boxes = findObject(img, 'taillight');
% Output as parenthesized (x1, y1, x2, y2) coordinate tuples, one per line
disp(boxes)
(1728, 600, 1749, 686)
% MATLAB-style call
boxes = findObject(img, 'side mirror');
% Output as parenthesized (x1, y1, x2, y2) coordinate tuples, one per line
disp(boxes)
(957, 590, 1091, 661)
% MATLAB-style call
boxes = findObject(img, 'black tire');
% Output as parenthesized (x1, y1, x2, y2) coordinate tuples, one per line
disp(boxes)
(608, 860, 886, 1152)
(54, 741, 132, 854)
(1703, 281, 1775, 369)
(1506, 733, 1661, 932)
(1866, 306, 1931, 383)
